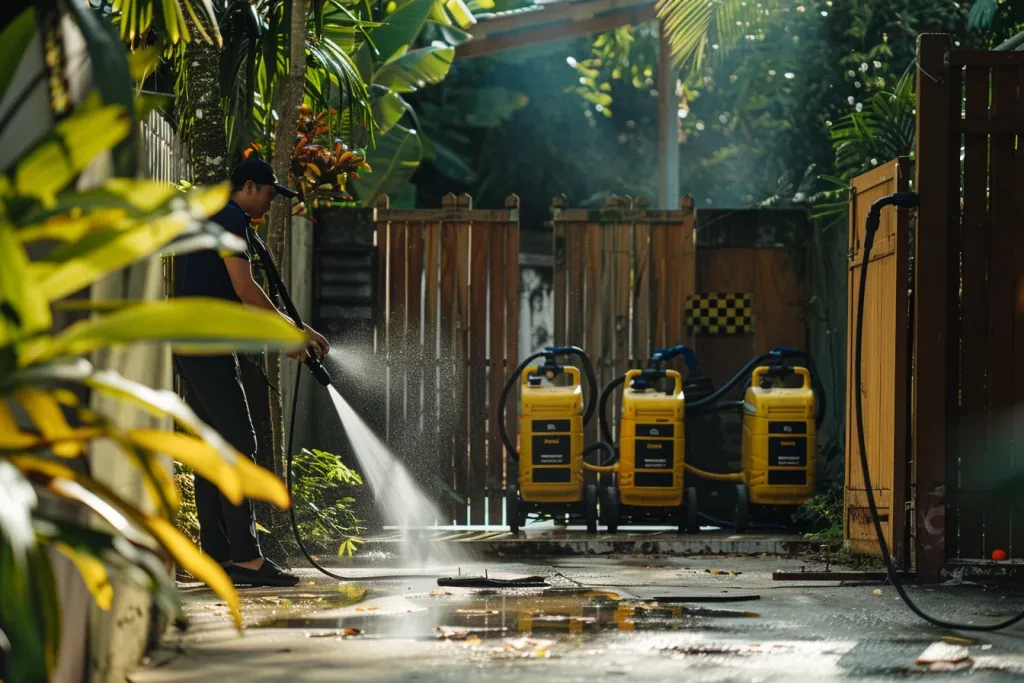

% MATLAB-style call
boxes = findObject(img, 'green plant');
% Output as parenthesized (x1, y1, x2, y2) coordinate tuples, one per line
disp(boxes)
(290, 448, 364, 556)
(172, 462, 200, 546)
(794, 480, 844, 540)
(0, 5, 310, 680)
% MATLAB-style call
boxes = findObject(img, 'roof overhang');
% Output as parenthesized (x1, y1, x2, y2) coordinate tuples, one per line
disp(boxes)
(456, 0, 657, 59)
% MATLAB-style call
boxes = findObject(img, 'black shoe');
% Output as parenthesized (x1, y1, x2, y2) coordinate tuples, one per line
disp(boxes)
(227, 559, 300, 587)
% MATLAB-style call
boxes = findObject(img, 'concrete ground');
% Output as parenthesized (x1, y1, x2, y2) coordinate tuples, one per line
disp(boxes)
(131, 539, 1024, 683)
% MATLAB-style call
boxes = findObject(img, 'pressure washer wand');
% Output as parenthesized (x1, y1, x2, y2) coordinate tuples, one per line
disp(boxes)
(247, 230, 332, 387)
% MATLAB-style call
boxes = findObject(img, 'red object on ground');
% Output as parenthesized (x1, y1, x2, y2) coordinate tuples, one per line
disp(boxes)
(991, 549, 1007, 561)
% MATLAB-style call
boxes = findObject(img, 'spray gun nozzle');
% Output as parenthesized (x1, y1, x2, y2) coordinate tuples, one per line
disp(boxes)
(303, 346, 332, 387)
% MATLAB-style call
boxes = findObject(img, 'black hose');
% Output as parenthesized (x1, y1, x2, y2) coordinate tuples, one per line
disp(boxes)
(599, 374, 627, 446)
(583, 441, 616, 467)
(854, 192, 1024, 631)
(497, 352, 549, 461)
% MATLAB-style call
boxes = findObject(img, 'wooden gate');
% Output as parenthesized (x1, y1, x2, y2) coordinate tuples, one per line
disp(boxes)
(915, 37, 1024, 572)
(843, 159, 912, 564)
(373, 193, 520, 526)
(550, 194, 697, 446)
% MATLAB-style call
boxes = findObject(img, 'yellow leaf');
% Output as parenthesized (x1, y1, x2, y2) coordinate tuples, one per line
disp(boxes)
(147, 518, 241, 628)
(15, 389, 83, 458)
(10, 455, 243, 629)
(187, 183, 231, 219)
(17, 208, 130, 244)
(34, 212, 192, 303)
(128, 429, 244, 506)
(105, 178, 180, 212)
(13, 141, 70, 208)
(56, 542, 114, 610)
(0, 222, 52, 345)
(235, 457, 290, 510)
(23, 297, 306, 366)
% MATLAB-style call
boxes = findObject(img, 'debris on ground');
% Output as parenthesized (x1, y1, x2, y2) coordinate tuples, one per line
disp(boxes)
(706, 569, 742, 576)
(504, 637, 554, 657)
(306, 628, 360, 638)
(940, 635, 973, 646)
(915, 641, 972, 671)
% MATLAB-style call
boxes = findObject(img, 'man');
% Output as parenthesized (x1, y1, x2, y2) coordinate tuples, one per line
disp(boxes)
(173, 157, 330, 587)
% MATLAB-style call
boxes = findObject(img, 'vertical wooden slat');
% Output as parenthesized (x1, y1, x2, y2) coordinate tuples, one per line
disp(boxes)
(956, 64, 991, 560)
(677, 196, 697, 357)
(651, 220, 668, 350)
(374, 197, 390, 357)
(423, 221, 441, 517)
(665, 207, 687, 354)
(387, 219, 407, 448)
(439, 198, 459, 523)
(633, 215, 652, 363)
(1012, 63, 1024, 559)
(406, 220, 424, 467)
(566, 219, 586, 349)
(468, 199, 489, 525)
(584, 221, 602, 450)
(505, 205, 521, 505)
(453, 197, 472, 525)
(552, 195, 568, 345)
(599, 214, 617, 439)
(986, 65, 1017, 556)
(613, 212, 633, 383)
(488, 209, 508, 526)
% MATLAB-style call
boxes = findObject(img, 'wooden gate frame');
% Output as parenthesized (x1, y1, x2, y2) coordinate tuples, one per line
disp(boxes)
(843, 158, 912, 566)
(915, 36, 1024, 576)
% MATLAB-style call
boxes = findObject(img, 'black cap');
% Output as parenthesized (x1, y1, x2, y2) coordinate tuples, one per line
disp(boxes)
(230, 157, 298, 199)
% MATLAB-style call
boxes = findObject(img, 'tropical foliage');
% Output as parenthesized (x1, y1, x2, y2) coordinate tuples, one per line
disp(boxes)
(0, 4, 317, 680)
(289, 448, 364, 556)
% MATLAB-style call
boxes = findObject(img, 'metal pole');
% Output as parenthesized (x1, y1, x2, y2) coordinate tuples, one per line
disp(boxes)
(657, 20, 680, 210)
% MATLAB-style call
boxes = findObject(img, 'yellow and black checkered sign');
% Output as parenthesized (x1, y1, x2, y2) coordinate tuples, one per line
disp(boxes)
(686, 293, 753, 335)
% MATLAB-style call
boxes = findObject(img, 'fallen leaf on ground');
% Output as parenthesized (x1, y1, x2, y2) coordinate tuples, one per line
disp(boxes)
(872, 589, 882, 595)
(465, 636, 482, 646)
(941, 636, 973, 646)
(355, 606, 379, 612)
(706, 569, 742, 576)
(981, 644, 993, 651)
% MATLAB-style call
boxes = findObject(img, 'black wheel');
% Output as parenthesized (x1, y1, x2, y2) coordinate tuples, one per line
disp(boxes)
(507, 485, 521, 535)
(585, 484, 599, 534)
(734, 483, 749, 533)
(601, 486, 619, 533)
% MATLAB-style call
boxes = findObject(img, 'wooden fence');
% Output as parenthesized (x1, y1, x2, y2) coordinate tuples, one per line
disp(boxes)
(914, 37, 1024, 574)
(373, 193, 520, 526)
(843, 159, 912, 565)
(550, 194, 697, 447)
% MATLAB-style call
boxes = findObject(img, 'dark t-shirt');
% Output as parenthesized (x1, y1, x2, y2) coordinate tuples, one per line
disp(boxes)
(174, 200, 251, 301)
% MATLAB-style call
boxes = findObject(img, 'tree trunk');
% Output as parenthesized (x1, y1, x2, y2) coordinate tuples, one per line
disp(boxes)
(182, 12, 228, 185)
(266, 0, 308, 479)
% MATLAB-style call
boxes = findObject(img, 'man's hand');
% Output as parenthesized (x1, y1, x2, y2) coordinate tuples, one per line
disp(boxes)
(286, 327, 330, 361)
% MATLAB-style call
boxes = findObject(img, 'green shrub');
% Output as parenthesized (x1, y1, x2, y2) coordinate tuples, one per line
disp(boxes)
(290, 449, 364, 557)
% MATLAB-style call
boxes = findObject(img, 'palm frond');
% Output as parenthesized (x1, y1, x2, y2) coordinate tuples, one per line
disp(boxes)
(655, 0, 769, 69)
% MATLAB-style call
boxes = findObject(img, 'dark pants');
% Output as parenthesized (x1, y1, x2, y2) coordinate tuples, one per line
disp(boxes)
(173, 353, 262, 564)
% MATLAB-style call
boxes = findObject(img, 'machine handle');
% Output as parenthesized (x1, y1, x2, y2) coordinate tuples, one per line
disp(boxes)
(750, 365, 811, 389)
(521, 365, 582, 387)
(624, 369, 683, 395)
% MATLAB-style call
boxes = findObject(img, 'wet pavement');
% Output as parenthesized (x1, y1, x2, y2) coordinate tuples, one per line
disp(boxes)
(132, 554, 1024, 682)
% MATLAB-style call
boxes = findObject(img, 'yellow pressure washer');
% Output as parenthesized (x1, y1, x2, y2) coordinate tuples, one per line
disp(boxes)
(682, 347, 827, 532)
(594, 346, 701, 533)
(498, 346, 615, 534)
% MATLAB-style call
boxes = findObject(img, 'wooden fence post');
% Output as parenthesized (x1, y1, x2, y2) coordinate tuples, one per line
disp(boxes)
(913, 34, 954, 580)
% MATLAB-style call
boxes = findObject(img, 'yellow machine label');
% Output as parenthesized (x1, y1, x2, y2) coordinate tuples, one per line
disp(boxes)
(532, 435, 571, 466)
(768, 437, 806, 467)
(636, 423, 675, 438)
(635, 440, 673, 470)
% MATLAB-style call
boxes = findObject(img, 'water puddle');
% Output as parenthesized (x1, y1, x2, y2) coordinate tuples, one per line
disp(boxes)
(253, 589, 756, 640)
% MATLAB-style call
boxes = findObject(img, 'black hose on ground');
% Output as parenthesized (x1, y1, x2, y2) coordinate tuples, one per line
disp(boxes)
(854, 191, 1024, 631)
